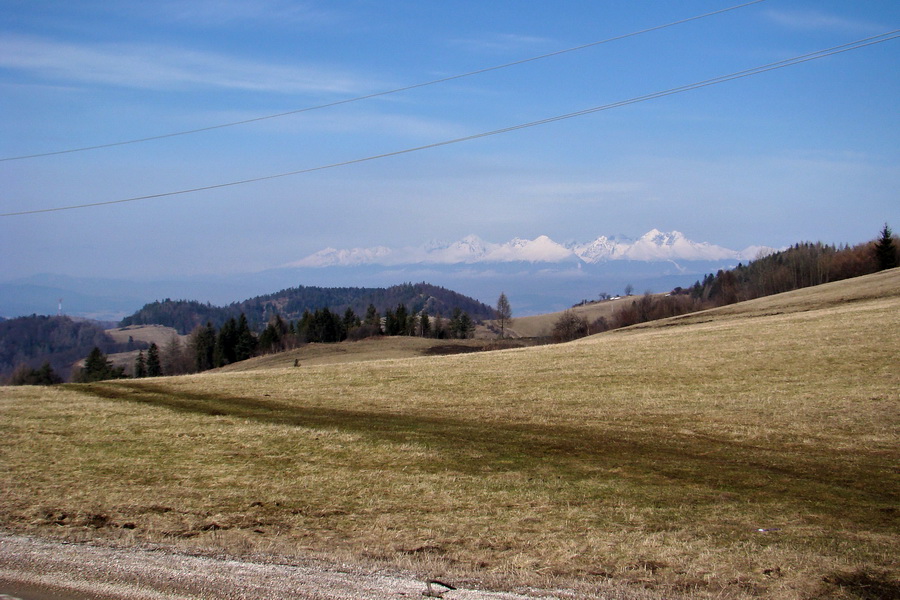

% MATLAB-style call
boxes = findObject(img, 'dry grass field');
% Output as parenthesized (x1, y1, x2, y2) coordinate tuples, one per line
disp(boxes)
(99, 324, 186, 373)
(214, 336, 529, 373)
(105, 324, 184, 347)
(483, 296, 638, 338)
(1, 269, 898, 599)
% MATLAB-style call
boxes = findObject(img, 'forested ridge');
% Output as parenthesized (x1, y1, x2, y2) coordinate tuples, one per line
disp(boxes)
(118, 300, 226, 335)
(120, 282, 494, 334)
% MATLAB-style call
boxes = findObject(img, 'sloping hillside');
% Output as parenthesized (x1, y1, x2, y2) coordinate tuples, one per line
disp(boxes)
(628, 265, 900, 330)
(488, 295, 642, 338)
(1, 268, 897, 599)
(213, 336, 530, 373)
(105, 324, 184, 347)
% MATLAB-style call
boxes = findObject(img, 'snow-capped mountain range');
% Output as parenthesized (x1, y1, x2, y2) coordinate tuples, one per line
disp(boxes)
(290, 230, 771, 268)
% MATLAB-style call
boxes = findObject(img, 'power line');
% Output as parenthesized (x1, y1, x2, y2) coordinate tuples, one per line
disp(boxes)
(0, 0, 769, 162)
(2, 30, 896, 218)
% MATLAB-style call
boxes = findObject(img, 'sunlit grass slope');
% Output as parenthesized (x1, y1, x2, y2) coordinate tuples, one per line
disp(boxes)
(489, 295, 637, 338)
(214, 336, 502, 372)
(1, 269, 897, 599)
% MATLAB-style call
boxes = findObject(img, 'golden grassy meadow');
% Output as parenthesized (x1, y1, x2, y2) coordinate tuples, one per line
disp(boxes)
(1, 269, 898, 599)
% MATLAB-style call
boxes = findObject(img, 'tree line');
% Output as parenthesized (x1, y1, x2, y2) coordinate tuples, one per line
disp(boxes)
(250, 304, 477, 356)
(5, 297, 485, 385)
(62, 302, 483, 384)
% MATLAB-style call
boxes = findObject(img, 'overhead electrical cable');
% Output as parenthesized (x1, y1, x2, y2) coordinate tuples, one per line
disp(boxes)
(2, 30, 896, 218)
(0, 0, 768, 162)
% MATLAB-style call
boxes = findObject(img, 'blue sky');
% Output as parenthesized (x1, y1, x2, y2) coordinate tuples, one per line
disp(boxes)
(1, 0, 898, 284)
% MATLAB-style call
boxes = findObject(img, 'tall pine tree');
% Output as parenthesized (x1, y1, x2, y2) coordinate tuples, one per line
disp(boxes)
(75, 347, 126, 383)
(134, 350, 147, 378)
(147, 343, 162, 377)
(214, 318, 238, 367)
(448, 308, 474, 339)
(193, 322, 217, 372)
(419, 310, 431, 338)
(235, 314, 257, 361)
(875, 223, 898, 270)
(364, 304, 380, 330)
(343, 307, 360, 333)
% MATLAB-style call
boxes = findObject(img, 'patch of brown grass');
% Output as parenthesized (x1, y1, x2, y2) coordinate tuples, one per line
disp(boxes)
(105, 324, 184, 347)
(215, 336, 497, 372)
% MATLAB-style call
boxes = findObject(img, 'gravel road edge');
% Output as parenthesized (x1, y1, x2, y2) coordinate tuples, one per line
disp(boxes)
(0, 533, 575, 600)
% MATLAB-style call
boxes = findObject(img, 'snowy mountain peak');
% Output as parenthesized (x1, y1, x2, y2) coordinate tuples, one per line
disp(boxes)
(639, 229, 686, 246)
(573, 236, 620, 262)
(290, 245, 395, 267)
(290, 230, 761, 267)
(626, 230, 738, 261)
(641, 228, 667, 240)
(440, 234, 490, 263)
(459, 233, 486, 247)
(487, 236, 573, 262)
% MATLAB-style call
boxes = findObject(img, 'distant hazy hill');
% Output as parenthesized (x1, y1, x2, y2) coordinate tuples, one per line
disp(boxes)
(0, 315, 143, 382)
(119, 282, 495, 334)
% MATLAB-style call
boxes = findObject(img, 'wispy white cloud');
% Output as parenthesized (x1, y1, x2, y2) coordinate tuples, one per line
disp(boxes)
(514, 181, 646, 197)
(0, 33, 366, 94)
(186, 105, 470, 141)
(450, 32, 552, 54)
(299, 110, 471, 140)
(763, 9, 885, 34)
(135, 0, 340, 28)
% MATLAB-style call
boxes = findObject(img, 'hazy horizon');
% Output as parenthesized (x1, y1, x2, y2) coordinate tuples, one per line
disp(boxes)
(2, 1, 898, 295)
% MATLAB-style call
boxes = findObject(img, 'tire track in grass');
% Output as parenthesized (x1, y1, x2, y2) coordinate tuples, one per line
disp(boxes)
(71, 380, 898, 528)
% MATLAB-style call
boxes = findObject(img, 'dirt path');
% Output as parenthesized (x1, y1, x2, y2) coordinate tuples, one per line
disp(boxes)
(0, 534, 571, 600)
(0, 578, 102, 600)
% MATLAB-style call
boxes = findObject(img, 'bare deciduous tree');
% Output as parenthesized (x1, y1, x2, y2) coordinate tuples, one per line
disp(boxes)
(495, 292, 513, 338)
(551, 310, 590, 343)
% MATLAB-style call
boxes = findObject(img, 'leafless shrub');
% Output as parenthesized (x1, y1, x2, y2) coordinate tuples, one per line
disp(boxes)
(551, 310, 590, 342)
